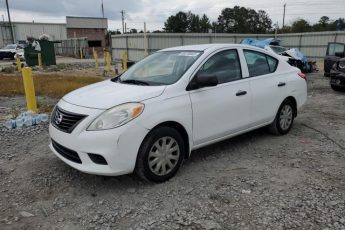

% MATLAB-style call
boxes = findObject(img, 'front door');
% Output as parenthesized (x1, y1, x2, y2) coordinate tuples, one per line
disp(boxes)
(189, 49, 251, 146)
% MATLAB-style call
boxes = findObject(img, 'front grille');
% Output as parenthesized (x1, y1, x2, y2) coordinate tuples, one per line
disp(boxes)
(51, 106, 87, 133)
(52, 139, 82, 164)
(88, 153, 108, 165)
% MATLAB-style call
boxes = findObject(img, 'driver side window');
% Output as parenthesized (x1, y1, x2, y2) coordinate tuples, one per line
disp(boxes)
(197, 49, 242, 84)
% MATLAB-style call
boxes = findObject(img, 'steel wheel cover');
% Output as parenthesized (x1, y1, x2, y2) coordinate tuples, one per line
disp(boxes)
(148, 136, 180, 176)
(279, 104, 293, 130)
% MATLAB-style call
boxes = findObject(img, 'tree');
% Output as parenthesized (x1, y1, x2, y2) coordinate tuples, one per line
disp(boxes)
(187, 11, 201, 32)
(290, 18, 311, 32)
(130, 28, 138, 33)
(319, 16, 330, 26)
(199, 14, 212, 32)
(164, 11, 188, 32)
(164, 11, 212, 33)
(216, 6, 272, 33)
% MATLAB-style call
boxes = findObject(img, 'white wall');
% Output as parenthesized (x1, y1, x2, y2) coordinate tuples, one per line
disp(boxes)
(111, 31, 345, 62)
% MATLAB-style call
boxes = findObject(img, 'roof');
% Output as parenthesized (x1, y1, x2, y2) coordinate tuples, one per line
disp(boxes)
(66, 16, 108, 29)
(160, 43, 262, 52)
(159, 43, 284, 60)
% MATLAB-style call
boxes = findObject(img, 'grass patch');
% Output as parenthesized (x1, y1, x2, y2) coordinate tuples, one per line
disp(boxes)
(0, 73, 103, 98)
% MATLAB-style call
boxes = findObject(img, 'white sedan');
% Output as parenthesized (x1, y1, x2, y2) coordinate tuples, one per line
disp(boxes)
(0, 44, 24, 60)
(49, 44, 307, 182)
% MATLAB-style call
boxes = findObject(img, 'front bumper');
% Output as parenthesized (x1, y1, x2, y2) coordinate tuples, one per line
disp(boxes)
(0, 51, 14, 58)
(49, 100, 150, 176)
(330, 70, 345, 88)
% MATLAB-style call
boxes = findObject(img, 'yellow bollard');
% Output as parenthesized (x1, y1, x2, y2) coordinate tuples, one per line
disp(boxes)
(122, 51, 127, 72)
(37, 53, 42, 68)
(80, 47, 83, 59)
(106, 51, 112, 72)
(22, 67, 37, 112)
(93, 48, 99, 69)
(16, 55, 22, 72)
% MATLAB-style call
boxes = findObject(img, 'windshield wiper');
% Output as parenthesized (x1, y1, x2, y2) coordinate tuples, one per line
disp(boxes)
(120, 79, 150, 86)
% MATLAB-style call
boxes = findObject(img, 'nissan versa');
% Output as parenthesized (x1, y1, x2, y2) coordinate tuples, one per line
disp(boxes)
(49, 44, 307, 182)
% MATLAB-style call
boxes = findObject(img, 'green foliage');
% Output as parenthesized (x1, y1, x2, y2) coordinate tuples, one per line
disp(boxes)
(164, 11, 211, 33)
(162, 7, 341, 34)
(213, 6, 272, 33)
(164, 11, 189, 32)
(278, 16, 338, 33)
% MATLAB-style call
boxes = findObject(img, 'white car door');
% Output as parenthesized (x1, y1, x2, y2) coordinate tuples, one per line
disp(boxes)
(242, 49, 288, 126)
(189, 49, 251, 146)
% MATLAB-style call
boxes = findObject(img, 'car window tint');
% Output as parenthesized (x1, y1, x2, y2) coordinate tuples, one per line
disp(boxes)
(267, 56, 278, 73)
(198, 50, 242, 84)
(328, 43, 345, 56)
(244, 50, 273, 77)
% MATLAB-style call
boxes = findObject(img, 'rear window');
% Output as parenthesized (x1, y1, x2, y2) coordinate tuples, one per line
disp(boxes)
(244, 50, 278, 77)
(327, 43, 345, 56)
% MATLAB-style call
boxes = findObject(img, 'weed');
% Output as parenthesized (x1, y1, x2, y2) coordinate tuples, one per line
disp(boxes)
(0, 73, 103, 98)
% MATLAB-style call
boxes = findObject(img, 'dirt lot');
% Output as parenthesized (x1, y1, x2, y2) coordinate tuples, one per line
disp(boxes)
(0, 72, 345, 230)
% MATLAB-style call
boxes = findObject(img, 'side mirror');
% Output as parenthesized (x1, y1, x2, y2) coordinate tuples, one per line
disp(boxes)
(335, 52, 344, 58)
(187, 74, 218, 91)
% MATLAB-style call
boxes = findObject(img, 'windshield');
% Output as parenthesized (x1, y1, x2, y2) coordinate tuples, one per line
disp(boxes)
(4, 44, 16, 49)
(270, 46, 287, 54)
(118, 51, 202, 85)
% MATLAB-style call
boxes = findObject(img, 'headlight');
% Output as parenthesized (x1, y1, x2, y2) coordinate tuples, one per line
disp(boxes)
(87, 103, 144, 131)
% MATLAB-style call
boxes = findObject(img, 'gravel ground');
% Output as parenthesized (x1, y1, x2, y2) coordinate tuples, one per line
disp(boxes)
(0, 72, 345, 230)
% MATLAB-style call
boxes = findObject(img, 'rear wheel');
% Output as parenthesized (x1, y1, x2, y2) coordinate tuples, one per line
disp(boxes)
(269, 99, 295, 135)
(135, 126, 185, 182)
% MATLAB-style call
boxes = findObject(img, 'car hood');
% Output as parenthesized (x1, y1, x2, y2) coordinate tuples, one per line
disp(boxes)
(62, 79, 166, 109)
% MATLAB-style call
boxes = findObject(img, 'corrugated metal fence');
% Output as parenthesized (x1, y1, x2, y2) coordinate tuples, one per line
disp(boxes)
(111, 31, 345, 62)
(54, 37, 89, 57)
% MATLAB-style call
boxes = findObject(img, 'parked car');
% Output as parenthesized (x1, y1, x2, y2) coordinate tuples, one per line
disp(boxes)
(49, 44, 307, 182)
(330, 58, 345, 91)
(0, 44, 24, 60)
(324, 42, 345, 77)
(241, 38, 314, 73)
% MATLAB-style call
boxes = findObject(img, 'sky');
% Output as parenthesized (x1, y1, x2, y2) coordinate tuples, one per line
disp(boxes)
(1, 0, 345, 31)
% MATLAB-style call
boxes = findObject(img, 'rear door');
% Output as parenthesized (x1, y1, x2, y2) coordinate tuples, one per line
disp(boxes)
(324, 42, 345, 75)
(242, 49, 288, 126)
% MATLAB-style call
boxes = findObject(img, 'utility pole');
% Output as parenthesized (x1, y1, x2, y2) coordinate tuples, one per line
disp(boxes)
(101, 0, 104, 18)
(121, 10, 125, 34)
(5, 0, 15, 43)
(282, 3, 286, 29)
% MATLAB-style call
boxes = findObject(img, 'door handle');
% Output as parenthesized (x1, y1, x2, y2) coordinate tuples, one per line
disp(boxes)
(236, 90, 247, 96)
(278, 82, 286, 87)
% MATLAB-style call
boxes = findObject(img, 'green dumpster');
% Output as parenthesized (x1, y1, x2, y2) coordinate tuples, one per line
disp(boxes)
(39, 40, 56, 66)
(24, 45, 39, 67)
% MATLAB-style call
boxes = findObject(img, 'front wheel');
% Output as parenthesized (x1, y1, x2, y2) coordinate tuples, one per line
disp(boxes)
(331, 85, 343, 91)
(269, 99, 295, 135)
(135, 126, 185, 183)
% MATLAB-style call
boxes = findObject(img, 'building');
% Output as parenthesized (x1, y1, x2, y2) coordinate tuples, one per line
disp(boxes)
(0, 21, 67, 47)
(0, 16, 108, 52)
(66, 16, 108, 52)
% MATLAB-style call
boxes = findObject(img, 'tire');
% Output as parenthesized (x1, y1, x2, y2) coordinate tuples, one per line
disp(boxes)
(135, 126, 185, 183)
(269, 99, 295, 135)
(331, 85, 342, 91)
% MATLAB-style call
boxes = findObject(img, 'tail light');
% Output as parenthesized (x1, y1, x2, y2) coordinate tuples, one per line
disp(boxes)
(298, 72, 307, 81)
